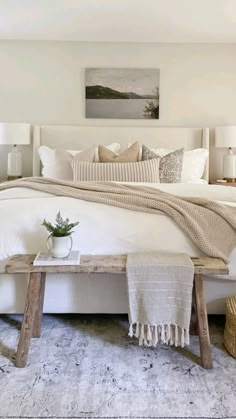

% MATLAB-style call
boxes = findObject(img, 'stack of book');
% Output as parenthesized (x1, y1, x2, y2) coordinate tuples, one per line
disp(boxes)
(33, 250, 80, 266)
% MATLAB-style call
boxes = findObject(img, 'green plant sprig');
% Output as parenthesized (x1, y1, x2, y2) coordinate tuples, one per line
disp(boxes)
(42, 212, 79, 237)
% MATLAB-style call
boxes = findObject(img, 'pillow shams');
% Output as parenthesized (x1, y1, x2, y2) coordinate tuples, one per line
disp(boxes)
(142, 145, 184, 183)
(38, 143, 120, 179)
(38, 146, 96, 179)
(142, 146, 208, 182)
(181, 148, 209, 182)
(148, 147, 208, 182)
(72, 158, 160, 183)
(67, 143, 120, 161)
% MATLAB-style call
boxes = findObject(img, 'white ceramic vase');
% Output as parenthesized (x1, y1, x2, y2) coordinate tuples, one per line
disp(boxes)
(47, 235, 73, 258)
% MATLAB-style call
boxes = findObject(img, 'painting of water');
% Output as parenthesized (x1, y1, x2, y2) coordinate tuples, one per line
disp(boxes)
(85, 68, 160, 119)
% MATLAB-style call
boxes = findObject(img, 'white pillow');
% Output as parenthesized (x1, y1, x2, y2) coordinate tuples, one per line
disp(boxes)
(181, 148, 209, 182)
(38, 143, 120, 179)
(149, 147, 209, 182)
(38, 146, 95, 179)
(68, 143, 120, 162)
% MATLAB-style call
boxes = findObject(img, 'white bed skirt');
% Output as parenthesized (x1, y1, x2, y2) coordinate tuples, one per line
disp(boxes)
(1, 272, 236, 315)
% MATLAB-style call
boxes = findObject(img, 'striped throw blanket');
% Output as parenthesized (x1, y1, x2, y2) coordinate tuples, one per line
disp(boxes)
(127, 253, 194, 347)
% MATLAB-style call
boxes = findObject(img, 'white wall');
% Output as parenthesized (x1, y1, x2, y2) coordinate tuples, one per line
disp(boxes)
(0, 41, 236, 180)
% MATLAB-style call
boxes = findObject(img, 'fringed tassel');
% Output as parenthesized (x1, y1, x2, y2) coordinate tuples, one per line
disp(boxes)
(139, 324, 145, 346)
(129, 323, 134, 338)
(184, 328, 190, 346)
(161, 324, 165, 344)
(170, 325, 174, 346)
(174, 324, 179, 347)
(130, 322, 190, 348)
(166, 324, 171, 344)
(147, 325, 152, 342)
(146, 325, 152, 347)
(153, 325, 158, 346)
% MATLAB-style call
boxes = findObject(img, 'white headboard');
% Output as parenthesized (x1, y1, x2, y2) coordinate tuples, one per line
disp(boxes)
(33, 125, 209, 182)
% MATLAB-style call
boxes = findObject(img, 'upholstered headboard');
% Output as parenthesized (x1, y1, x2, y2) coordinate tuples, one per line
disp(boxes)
(33, 125, 209, 182)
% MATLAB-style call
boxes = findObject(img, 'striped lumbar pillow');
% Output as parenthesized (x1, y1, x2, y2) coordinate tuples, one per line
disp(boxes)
(72, 157, 160, 183)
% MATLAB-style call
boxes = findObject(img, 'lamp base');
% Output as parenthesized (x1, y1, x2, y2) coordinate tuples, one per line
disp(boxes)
(7, 145, 22, 178)
(223, 149, 236, 180)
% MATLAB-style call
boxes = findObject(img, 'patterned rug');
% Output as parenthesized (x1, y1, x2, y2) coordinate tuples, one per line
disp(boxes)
(0, 314, 235, 419)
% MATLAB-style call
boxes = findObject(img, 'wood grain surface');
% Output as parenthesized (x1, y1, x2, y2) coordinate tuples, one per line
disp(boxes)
(6, 254, 228, 275)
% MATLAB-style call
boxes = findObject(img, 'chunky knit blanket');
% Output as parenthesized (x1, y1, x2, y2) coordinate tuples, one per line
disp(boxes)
(127, 253, 194, 347)
(1, 177, 236, 262)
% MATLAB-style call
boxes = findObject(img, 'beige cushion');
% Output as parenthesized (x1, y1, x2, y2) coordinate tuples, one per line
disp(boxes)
(72, 157, 160, 183)
(99, 142, 140, 163)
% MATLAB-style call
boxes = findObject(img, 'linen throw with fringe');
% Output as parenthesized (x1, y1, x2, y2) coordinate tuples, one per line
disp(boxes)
(1, 177, 236, 262)
(127, 253, 194, 347)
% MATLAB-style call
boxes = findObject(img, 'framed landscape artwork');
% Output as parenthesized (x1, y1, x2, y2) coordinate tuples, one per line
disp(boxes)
(85, 68, 160, 119)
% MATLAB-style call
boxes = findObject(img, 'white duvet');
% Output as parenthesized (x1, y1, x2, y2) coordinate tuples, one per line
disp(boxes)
(1, 182, 236, 276)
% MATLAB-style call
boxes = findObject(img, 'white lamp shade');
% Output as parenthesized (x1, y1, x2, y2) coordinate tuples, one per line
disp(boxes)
(215, 126, 236, 148)
(0, 123, 30, 145)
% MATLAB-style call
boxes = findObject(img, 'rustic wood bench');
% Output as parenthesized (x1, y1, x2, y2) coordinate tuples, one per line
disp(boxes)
(5, 254, 229, 369)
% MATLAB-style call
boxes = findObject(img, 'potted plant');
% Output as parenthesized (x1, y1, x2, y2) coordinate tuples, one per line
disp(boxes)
(42, 212, 79, 258)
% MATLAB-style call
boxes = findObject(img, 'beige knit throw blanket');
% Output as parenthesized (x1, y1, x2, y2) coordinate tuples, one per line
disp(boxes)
(1, 177, 236, 262)
(127, 253, 194, 347)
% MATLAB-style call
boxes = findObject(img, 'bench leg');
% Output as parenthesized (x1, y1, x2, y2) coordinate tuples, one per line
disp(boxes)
(190, 281, 198, 336)
(194, 274, 213, 369)
(32, 272, 46, 338)
(15, 272, 42, 368)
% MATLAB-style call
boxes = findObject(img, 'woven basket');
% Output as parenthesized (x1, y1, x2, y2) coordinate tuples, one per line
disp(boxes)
(224, 295, 236, 358)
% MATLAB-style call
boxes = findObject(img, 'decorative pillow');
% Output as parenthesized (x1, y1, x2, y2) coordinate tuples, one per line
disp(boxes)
(181, 148, 209, 182)
(145, 147, 209, 182)
(94, 143, 120, 162)
(72, 157, 160, 183)
(38, 143, 120, 179)
(142, 145, 184, 183)
(38, 146, 96, 179)
(67, 143, 120, 162)
(99, 142, 140, 163)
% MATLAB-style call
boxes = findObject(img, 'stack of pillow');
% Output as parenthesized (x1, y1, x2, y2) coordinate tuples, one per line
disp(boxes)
(141, 145, 208, 184)
(38, 141, 208, 184)
(38, 143, 120, 180)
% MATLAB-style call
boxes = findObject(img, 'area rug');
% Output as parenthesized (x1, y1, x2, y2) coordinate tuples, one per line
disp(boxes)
(0, 314, 235, 419)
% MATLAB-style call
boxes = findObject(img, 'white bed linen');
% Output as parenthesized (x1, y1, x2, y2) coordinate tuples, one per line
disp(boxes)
(1, 183, 236, 314)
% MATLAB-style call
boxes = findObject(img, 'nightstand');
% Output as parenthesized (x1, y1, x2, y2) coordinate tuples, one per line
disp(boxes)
(211, 181, 236, 187)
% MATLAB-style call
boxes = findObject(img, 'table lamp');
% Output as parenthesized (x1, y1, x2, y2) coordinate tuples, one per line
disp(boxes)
(0, 123, 31, 179)
(215, 126, 236, 182)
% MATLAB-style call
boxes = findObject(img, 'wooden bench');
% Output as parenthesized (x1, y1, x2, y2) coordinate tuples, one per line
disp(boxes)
(5, 254, 229, 369)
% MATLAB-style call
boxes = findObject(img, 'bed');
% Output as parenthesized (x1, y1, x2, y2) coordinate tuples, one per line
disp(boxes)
(1, 125, 236, 314)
